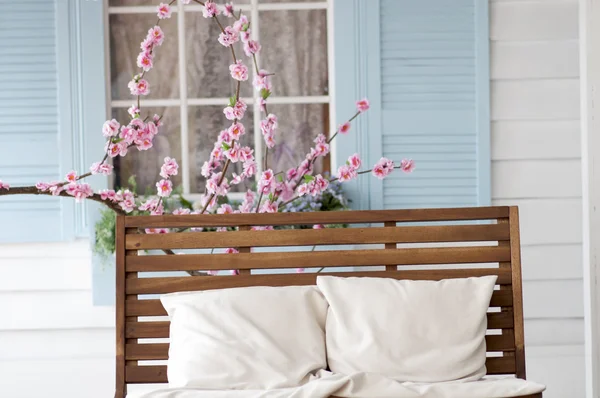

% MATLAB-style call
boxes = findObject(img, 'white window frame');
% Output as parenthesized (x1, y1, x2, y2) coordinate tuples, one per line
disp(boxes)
(107, 1, 336, 200)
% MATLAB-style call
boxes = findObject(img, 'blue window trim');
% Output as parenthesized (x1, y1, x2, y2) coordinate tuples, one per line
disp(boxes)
(475, 0, 492, 206)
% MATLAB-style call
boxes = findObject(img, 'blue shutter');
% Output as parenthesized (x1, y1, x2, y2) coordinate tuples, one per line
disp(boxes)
(0, 0, 75, 242)
(334, 0, 490, 209)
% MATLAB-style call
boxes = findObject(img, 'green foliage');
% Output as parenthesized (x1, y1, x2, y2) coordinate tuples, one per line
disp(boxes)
(94, 206, 117, 260)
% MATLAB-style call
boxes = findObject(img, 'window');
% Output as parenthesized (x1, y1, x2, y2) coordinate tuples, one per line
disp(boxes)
(107, 0, 333, 199)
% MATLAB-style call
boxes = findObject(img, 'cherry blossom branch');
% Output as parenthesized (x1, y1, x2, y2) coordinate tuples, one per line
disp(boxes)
(0, 186, 125, 215)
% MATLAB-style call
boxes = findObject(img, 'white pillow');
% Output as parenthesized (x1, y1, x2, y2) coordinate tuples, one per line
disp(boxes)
(160, 285, 329, 390)
(316, 275, 498, 383)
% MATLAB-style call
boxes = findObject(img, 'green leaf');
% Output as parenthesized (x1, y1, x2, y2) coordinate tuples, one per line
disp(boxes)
(260, 88, 271, 100)
(304, 174, 315, 182)
(277, 174, 284, 182)
(127, 175, 138, 193)
(222, 142, 231, 150)
(346, 160, 350, 165)
(242, 23, 249, 31)
(268, 193, 274, 202)
(112, 137, 124, 144)
(178, 194, 194, 210)
(228, 96, 236, 107)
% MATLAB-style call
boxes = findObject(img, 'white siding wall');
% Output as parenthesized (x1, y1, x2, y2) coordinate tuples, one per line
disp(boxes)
(0, 241, 115, 398)
(490, 0, 584, 397)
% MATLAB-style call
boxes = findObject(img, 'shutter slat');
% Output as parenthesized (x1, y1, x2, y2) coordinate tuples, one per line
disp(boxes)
(379, 0, 486, 208)
(0, 1, 64, 243)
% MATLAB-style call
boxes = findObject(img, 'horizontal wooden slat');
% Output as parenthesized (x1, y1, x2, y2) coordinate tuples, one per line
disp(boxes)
(126, 365, 167, 383)
(485, 356, 516, 375)
(125, 311, 514, 339)
(125, 269, 512, 295)
(125, 332, 517, 361)
(126, 224, 510, 251)
(125, 289, 514, 317)
(124, 354, 518, 383)
(127, 246, 511, 272)
(124, 207, 510, 228)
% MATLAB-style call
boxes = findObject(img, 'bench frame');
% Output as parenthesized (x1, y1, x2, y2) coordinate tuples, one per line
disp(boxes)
(114, 206, 542, 398)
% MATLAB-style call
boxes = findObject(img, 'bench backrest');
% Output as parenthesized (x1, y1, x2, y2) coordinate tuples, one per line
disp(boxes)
(115, 206, 526, 397)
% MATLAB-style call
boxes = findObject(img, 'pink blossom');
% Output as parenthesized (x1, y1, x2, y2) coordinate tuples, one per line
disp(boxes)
(298, 159, 313, 176)
(348, 153, 361, 170)
(313, 224, 324, 229)
(222, 2, 234, 17)
(153, 114, 162, 127)
(0, 180, 9, 190)
(218, 129, 232, 145)
(233, 15, 249, 32)
(401, 158, 415, 173)
(99, 189, 117, 201)
(264, 133, 275, 148)
(225, 248, 239, 254)
(49, 184, 63, 196)
(156, 3, 172, 19)
(253, 70, 272, 91)
(240, 30, 251, 43)
(242, 160, 257, 177)
(244, 40, 261, 57)
(260, 200, 278, 213)
(107, 143, 121, 158)
(139, 198, 160, 212)
(314, 134, 326, 144)
(224, 100, 247, 121)
(35, 182, 50, 191)
(230, 269, 240, 275)
(129, 118, 145, 130)
(65, 171, 77, 183)
(277, 181, 295, 202)
(160, 157, 179, 179)
(200, 193, 218, 211)
(315, 175, 329, 191)
(148, 26, 164, 46)
(136, 51, 153, 72)
(337, 165, 358, 182)
(218, 26, 239, 47)
(259, 98, 267, 112)
(201, 160, 215, 178)
(136, 137, 153, 151)
(296, 268, 305, 273)
(217, 204, 234, 214)
(211, 146, 225, 161)
(128, 77, 150, 96)
(65, 183, 93, 203)
(225, 142, 241, 163)
(286, 168, 298, 181)
(372, 157, 395, 179)
(228, 121, 246, 139)
(202, 0, 219, 18)
(127, 104, 140, 118)
(338, 122, 351, 134)
(119, 197, 136, 213)
(120, 126, 136, 145)
(146, 121, 158, 136)
(356, 98, 370, 113)
(140, 36, 154, 52)
(258, 169, 274, 194)
(172, 208, 191, 215)
(146, 228, 170, 234)
(239, 146, 254, 162)
(297, 183, 309, 197)
(313, 142, 330, 157)
(102, 119, 120, 138)
(229, 60, 249, 81)
(156, 179, 173, 197)
(90, 162, 113, 176)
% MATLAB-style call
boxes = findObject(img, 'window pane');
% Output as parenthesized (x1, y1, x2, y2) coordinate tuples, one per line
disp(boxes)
(109, 14, 180, 100)
(258, 9, 328, 96)
(112, 107, 182, 194)
(188, 106, 255, 193)
(266, 103, 329, 176)
(186, 13, 253, 99)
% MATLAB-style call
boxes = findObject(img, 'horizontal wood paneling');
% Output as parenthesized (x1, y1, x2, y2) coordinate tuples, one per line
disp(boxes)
(492, 160, 581, 199)
(491, 79, 580, 121)
(125, 269, 513, 295)
(491, 120, 580, 160)
(124, 207, 510, 228)
(491, 40, 579, 80)
(490, 0, 578, 41)
(126, 224, 510, 250)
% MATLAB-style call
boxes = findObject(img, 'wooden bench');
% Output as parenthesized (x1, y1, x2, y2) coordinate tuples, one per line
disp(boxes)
(114, 206, 542, 398)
